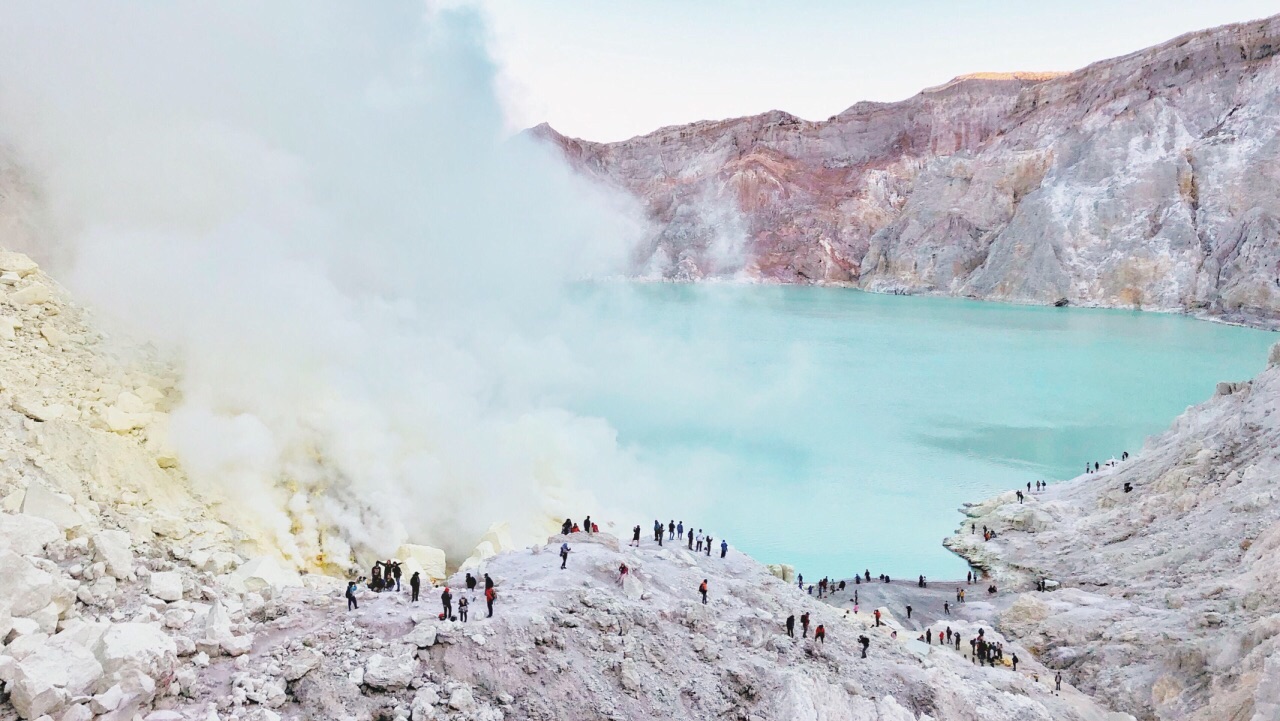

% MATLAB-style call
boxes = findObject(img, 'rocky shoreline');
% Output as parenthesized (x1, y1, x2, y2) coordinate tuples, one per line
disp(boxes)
(937, 341, 1280, 721)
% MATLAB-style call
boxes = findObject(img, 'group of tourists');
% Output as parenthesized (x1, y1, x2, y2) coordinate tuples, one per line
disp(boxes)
(345, 562, 498, 621)
(1084, 450, 1128, 474)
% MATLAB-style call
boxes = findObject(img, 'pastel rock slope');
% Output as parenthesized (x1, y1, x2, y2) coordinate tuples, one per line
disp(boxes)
(946, 343, 1280, 721)
(538, 14, 1280, 327)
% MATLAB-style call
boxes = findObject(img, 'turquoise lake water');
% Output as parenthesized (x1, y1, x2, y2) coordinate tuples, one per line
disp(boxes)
(555, 284, 1276, 580)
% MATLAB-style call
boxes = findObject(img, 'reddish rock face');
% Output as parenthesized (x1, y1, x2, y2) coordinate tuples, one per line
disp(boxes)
(536, 15, 1280, 326)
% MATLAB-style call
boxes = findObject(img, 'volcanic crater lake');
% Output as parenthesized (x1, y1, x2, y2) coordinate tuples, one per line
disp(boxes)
(559, 284, 1276, 579)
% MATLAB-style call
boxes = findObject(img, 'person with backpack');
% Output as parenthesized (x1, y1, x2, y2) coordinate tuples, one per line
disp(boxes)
(410, 571, 421, 603)
(346, 581, 359, 611)
(560, 542, 571, 570)
(698, 579, 708, 604)
(858, 635, 870, 658)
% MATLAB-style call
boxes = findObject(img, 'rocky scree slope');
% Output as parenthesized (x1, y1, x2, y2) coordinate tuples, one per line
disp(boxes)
(946, 343, 1280, 721)
(0, 249, 1131, 721)
(538, 14, 1280, 327)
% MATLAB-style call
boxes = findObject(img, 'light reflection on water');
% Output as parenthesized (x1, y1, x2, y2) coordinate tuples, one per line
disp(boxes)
(555, 283, 1275, 579)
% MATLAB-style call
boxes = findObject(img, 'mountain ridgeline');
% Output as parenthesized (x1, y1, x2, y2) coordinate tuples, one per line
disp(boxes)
(535, 14, 1280, 327)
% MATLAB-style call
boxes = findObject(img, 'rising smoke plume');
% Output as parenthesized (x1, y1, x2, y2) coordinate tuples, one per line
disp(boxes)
(0, 1, 650, 567)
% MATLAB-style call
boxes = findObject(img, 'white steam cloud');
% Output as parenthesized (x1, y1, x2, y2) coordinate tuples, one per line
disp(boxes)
(0, 1, 650, 566)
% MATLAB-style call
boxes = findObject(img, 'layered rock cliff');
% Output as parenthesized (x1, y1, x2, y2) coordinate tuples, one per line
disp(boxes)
(538, 14, 1280, 327)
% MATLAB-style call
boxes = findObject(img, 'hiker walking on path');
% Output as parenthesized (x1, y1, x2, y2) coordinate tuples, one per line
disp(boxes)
(1012, 653, 1019, 671)
(699, 579, 709, 604)
(858, 635, 870, 658)
(346, 581, 359, 611)
(906, 604, 912, 620)
(785, 614, 795, 637)
(801, 612, 810, 637)
(560, 542, 571, 570)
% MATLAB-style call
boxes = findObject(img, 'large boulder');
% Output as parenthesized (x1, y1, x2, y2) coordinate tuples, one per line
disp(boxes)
(460, 522, 514, 570)
(0, 550, 56, 618)
(396, 545, 447, 584)
(228, 556, 302, 594)
(0, 513, 62, 556)
(94, 622, 178, 686)
(9, 638, 104, 719)
(0, 251, 39, 277)
(21, 483, 84, 531)
(92, 530, 134, 580)
(363, 653, 416, 690)
(148, 572, 183, 602)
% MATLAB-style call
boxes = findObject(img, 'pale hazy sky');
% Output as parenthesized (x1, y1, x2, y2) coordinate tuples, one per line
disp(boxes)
(477, 0, 1278, 142)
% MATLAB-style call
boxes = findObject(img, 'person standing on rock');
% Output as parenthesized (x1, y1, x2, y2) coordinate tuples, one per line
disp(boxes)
(925, 629, 932, 645)
(695, 532, 703, 553)
(699, 579, 708, 605)
(346, 581, 359, 611)
(720, 539, 728, 558)
(1012, 653, 1019, 671)
(688, 529, 695, 550)
(943, 601, 950, 615)
(484, 573, 494, 591)
(485, 585, 496, 618)
(1055, 672, 1062, 692)
(584, 515, 593, 534)
(801, 612, 810, 637)
(391, 561, 402, 591)
(654, 520, 663, 542)
(458, 596, 469, 622)
(785, 614, 795, 637)
(466, 573, 477, 591)
(560, 542, 571, 570)
(854, 589, 858, 605)
(677, 521, 684, 540)
(410, 572, 421, 603)
(562, 518, 573, 535)
(814, 625, 826, 644)
(633, 525, 642, 547)
(705, 535, 713, 556)
(906, 604, 912, 620)
(873, 609, 882, 627)
(441, 587, 453, 620)
(668, 520, 675, 540)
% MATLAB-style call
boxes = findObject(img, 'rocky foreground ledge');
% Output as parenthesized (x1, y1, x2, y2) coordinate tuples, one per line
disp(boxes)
(0, 249, 1130, 721)
(944, 343, 1280, 721)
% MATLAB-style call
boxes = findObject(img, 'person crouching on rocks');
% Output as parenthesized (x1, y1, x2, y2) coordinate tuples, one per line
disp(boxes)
(815, 624, 826, 644)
